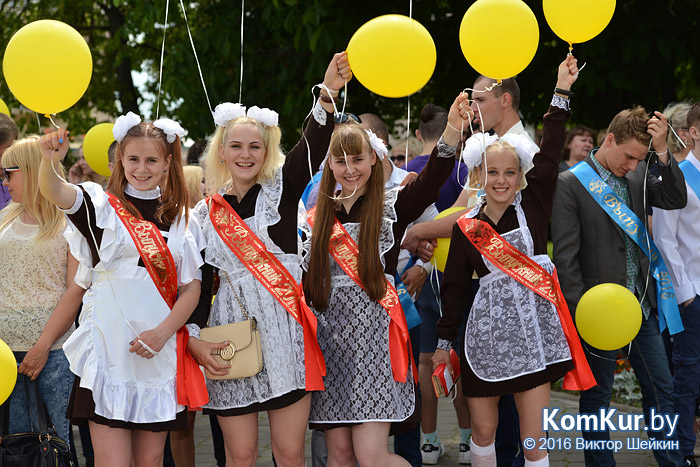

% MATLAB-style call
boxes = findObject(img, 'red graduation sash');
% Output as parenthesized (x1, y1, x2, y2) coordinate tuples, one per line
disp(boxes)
(107, 194, 209, 409)
(207, 193, 326, 390)
(307, 208, 417, 384)
(456, 215, 596, 391)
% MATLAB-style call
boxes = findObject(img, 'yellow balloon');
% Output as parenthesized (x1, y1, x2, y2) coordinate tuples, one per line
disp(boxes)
(575, 283, 642, 351)
(459, 0, 539, 80)
(347, 15, 436, 98)
(0, 98, 9, 116)
(3, 20, 92, 115)
(544, 0, 615, 45)
(0, 338, 17, 405)
(82, 123, 114, 177)
(432, 207, 467, 272)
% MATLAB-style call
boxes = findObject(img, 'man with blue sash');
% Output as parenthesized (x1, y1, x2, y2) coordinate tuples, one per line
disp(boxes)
(552, 106, 686, 466)
(653, 101, 700, 467)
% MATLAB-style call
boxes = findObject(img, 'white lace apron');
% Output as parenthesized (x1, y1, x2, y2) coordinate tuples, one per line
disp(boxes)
(194, 170, 307, 410)
(307, 188, 415, 423)
(464, 193, 571, 382)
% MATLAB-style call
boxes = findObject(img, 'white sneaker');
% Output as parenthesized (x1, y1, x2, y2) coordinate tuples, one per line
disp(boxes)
(421, 442, 445, 465)
(459, 442, 472, 464)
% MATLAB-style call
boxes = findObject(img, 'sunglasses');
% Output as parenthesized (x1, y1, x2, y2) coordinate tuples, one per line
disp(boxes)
(390, 155, 406, 162)
(0, 166, 20, 182)
(334, 113, 362, 124)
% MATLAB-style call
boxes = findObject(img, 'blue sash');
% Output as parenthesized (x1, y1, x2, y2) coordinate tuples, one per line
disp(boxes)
(395, 258, 422, 330)
(679, 159, 700, 202)
(570, 162, 683, 334)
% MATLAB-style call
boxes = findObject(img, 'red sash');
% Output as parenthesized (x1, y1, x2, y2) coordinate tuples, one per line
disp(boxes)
(457, 216, 596, 391)
(307, 208, 417, 384)
(107, 194, 209, 409)
(207, 194, 326, 390)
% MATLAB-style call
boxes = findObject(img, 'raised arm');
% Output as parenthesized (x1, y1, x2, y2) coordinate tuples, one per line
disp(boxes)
(283, 52, 353, 199)
(38, 128, 77, 210)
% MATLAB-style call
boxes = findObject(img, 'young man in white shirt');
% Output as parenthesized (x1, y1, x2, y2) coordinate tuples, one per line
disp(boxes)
(653, 101, 700, 467)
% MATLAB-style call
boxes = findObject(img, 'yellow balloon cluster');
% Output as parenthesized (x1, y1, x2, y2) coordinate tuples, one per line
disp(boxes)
(544, 0, 616, 46)
(459, 0, 539, 80)
(575, 283, 642, 351)
(3, 20, 92, 115)
(0, 338, 17, 405)
(432, 207, 467, 272)
(83, 123, 115, 177)
(347, 15, 436, 98)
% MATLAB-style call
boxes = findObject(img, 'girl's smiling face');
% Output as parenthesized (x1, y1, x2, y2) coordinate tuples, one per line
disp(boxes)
(477, 149, 522, 206)
(121, 138, 171, 191)
(219, 124, 266, 188)
(327, 147, 376, 197)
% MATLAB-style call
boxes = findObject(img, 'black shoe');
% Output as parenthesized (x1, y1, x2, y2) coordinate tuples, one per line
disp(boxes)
(683, 456, 699, 467)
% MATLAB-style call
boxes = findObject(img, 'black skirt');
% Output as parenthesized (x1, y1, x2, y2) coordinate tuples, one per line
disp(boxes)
(204, 389, 308, 417)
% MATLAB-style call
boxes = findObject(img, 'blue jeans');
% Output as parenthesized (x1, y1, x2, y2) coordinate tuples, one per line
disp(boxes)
(9, 349, 74, 444)
(579, 314, 683, 466)
(672, 296, 700, 457)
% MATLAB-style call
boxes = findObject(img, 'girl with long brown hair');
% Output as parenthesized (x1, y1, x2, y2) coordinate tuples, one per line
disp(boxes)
(38, 116, 204, 467)
(303, 94, 473, 466)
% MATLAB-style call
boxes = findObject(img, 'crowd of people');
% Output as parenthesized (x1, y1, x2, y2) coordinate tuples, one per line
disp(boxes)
(1, 49, 700, 467)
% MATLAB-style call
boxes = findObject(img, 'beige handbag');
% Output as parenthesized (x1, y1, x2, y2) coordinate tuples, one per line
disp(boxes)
(199, 272, 263, 380)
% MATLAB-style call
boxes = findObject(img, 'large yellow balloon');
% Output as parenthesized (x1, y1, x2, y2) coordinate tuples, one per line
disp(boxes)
(0, 98, 9, 116)
(3, 20, 92, 115)
(575, 283, 642, 351)
(459, 0, 539, 80)
(0, 338, 17, 405)
(544, 0, 615, 45)
(82, 123, 114, 177)
(432, 207, 467, 272)
(347, 15, 436, 98)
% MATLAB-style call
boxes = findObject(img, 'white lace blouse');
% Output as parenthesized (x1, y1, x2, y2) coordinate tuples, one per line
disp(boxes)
(0, 212, 74, 351)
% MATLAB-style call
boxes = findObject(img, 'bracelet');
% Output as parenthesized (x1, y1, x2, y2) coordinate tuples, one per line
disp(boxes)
(319, 94, 336, 104)
(554, 87, 574, 97)
(446, 121, 463, 133)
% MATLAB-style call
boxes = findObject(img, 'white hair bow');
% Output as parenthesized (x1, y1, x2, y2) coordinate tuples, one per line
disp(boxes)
(153, 118, 185, 144)
(461, 132, 538, 173)
(213, 103, 247, 127)
(366, 129, 387, 160)
(247, 106, 279, 127)
(112, 112, 142, 143)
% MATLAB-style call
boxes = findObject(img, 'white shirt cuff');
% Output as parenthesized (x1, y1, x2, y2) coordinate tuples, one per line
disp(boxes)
(60, 185, 84, 215)
(185, 323, 201, 339)
(675, 283, 695, 305)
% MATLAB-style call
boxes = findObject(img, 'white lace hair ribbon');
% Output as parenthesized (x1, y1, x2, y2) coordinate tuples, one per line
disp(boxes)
(461, 132, 538, 173)
(366, 129, 387, 160)
(113, 111, 142, 143)
(153, 118, 185, 144)
(213, 102, 247, 127)
(247, 106, 279, 127)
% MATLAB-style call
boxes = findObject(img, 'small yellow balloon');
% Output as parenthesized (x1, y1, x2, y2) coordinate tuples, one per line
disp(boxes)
(82, 123, 114, 177)
(459, 0, 539, 80)
(347, 15, 436, 98)
(575, 283, 642, 351)
(544, 0, 615, 45)
(0, 338, 17, 405)
(0, 98, 10, 116)
(432, 207, 467, 272)
(3, 20, 92, 115)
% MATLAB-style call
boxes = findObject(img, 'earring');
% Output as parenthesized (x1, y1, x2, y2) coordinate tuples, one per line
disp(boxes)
(163, 169, 167, 173)
(219, 159, 224, 164)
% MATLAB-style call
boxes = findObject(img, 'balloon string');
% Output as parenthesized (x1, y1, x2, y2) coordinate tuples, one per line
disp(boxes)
(239, 0, 245, 103)
(668, 122, 687, 149)
(46, 114, 60, 129)
(155, 0, 170, 121)
(179, 0, 214, 118)
(405, 94, 410, 163)
(35, 113, 43, 133)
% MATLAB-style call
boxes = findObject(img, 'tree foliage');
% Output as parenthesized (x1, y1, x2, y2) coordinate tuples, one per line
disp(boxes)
(1, 0, 699, 143)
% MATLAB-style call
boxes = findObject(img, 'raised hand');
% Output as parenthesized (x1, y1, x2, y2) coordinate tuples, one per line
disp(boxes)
(556, 55, 579, 91)
(38, 128, 70, 164)
(322, 51, 353, 93)
(648, 111, 669, 158)
(444, 92, 474, 146)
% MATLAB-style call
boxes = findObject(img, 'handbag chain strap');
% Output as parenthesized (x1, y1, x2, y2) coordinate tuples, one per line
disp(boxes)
(221, 270, 251, 321)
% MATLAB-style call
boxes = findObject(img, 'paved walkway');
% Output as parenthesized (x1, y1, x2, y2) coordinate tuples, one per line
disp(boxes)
(72, 391, 696, 465)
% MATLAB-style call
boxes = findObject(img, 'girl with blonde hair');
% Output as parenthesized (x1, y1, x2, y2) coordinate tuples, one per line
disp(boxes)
(1, 136, 85, 446)
(185, 52, 351, 467)
(38, 115, 205, 467)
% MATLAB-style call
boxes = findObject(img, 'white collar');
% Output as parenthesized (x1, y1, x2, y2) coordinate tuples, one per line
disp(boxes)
(125, 184, 161, 200)
(386, 162, 409, 190)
